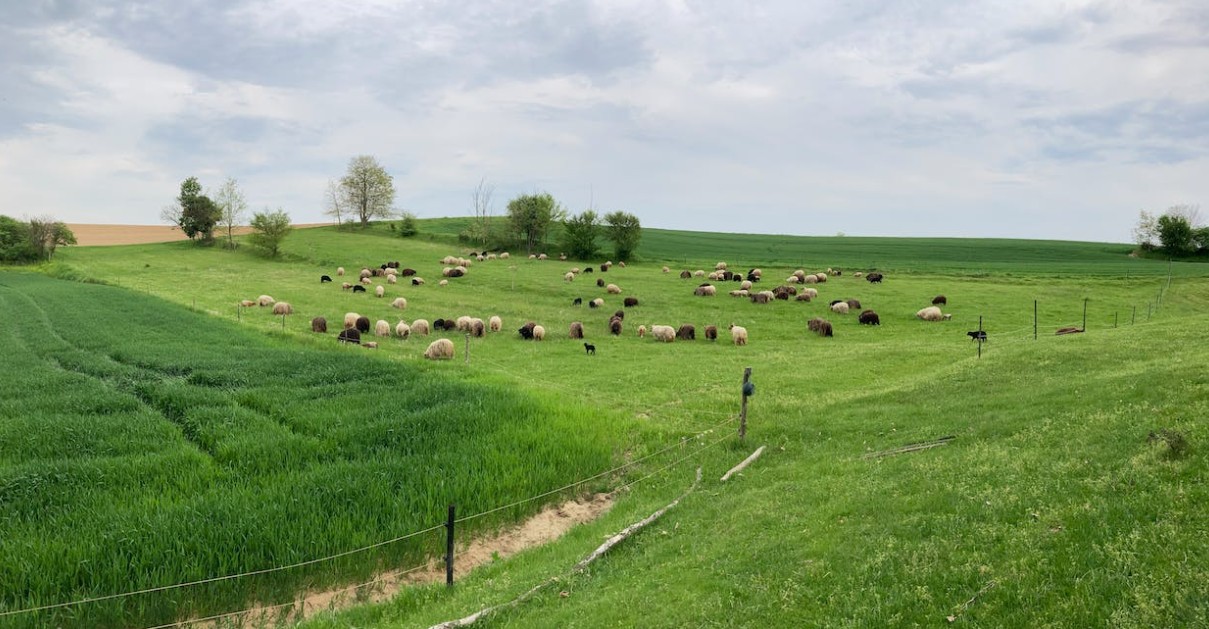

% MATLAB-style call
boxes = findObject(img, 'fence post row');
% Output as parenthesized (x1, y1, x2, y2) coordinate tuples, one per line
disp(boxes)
(445, 504, 456, 586)
(739, 367, 753, 440)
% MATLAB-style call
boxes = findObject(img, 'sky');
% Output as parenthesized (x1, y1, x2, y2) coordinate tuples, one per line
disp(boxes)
(1, 0, 1207, 242)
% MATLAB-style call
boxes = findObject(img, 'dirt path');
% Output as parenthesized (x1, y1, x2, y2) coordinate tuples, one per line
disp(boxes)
(192, 493, 614, 627)
(65, 224, 329, 246)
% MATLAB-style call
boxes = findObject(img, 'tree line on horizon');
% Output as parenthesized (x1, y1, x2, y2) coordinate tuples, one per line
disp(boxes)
(0, 215, 76, 263)
(161, 176, 292, 256)
(1133, 204, 1209, 258)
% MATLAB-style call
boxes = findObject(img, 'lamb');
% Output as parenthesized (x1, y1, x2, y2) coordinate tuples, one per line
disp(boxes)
(651, 325, 676, 342)
(609, 317, 623, 336)
(830, 302, 850, 314)
(808, 318, 833, 337)
(589, 298, 604, 308)
(337, 328, 361, 344)
(846, 299, 861, 309)
(853, 271, 864, 278)
(795, 293, 811, 302)
(360, 269, 372, 280)
(321, 275, 332, 283)
(624, 297, 639, 307)
(916, 306, 944, 321)
(424, 338, 455, 360)
(311, 317, 327, 333)
(258, 295, 275, 307)
(584, 267, 593, 273)
(786, 275, 801, 284)
(704, 325, 718, 341)
(272, 302, 293, 315)
(433, 318, 449, 331)
(355, 316, 371, 333)
(395, 321, 411, 339)
(694, 285, 717, 297)
(538, 254, 548, 260)
(858, 310, 880, 325)
(375, 320, 390, 337)
(968, 330, 987, 341)
(637, 324, 647, 338)
(375, 285, 385, 297)
(411, 319, 430, 335)
(662, 266, 671, 273)
(565, 272, 576, 282)
(489, 316, 502, 332)
(569, 321, 584, 338)
(412, 278, 425, 286)
(499, 252, 510, 259)
(471, 318, 486, 337)
(342, 282, 353, 290)
(584, 342, 596, 355)
(352, 285, 367, 293)
(693, 270, 705, 278)
(240, 299, 256, 307)
(533, 325, 546, 340)
(391, 297, 407, 310)
(750, 292, 771, 304)
(336, 267, 345, 277)
(801, 288, 819, 299)
(676, 324, 696, 340)
(728, 324, 748, 345)
(612, 310, 625, 321)
(932, 295, 947, 305)
(438, 280, 449, 287)
(606, 283, 621, 294)
(387, 275, 397, 284)
(363, 341, 378, 349)
(573, 297, 583, 306)
(730, 290, 750, 297)
(518, 321, 537, 340)
(401, 268, 417, 276)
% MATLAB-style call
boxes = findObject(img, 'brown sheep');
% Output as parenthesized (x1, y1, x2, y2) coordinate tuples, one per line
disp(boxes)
(858, 310, 880, 325)
(933, 295, 947, 305)
(679, 270, 692, 279)
(624, 297, 639, 307)
(704, 325, 718, 341)
(808, 317, 834, 337)
(846, 299, 861, 310)
(609, 317, 623, 336)
(311, 317, 327, 333)
(337, 328, 361, 344)
(569, 321, 584, 338)
(355, 316, 371, 333)
(676, 324, 696, 340)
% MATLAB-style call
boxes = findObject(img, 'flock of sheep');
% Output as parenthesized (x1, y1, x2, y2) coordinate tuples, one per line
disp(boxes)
(239, 252, 963, 362)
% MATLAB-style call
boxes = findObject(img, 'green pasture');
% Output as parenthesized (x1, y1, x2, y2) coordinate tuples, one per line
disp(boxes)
(2, 222, 1206, 627)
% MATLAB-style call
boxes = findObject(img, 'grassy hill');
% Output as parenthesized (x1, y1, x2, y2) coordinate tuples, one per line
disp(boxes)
(3, 221, 1207, 627)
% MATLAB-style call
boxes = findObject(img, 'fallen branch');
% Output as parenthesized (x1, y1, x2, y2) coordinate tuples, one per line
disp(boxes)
(427, 467, 703, 629)
(946, 578, 997, 623)
(720, 446, 766, 481)
(863, 435, 955, 459)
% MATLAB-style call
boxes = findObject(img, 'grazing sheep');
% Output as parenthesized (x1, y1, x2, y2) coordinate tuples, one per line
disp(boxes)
(272, 302, 293, 315)
(786, 275, 801, 284)
(590, 298, 604, 308)
(401, 268, 417, 276)
(676, 324, 696, 340)
(705, 325, 718, 341)
(240, 299, 256, 307)
(352, 285, 367, 293)
(693, 270, 705, 278)
(1055, 326, 1083, 336)
(538, 254, 548, 261)
(342, 282, 352, 290)
(853, 271, 864, 278)
(375, 285, 385, 298)
(858, 310, 880, 325)
(359, 269, 372, 280)
(599, 264, 608, 272)
(569, 321, 584, 338)
(450, 266, 467, 277)
(438, 280, 449, 287)
(624, 297, 639, 307)
(750, 292, 771, 305)
(932, 295, 947, 305)
(748, 268, 763, 281)
(258, 295, 275, 307)
(565, 272, 576, 282)
(529, 254, 537, 260)
(387, 275, 397, 284)
(740, 280, 753, 290)
(613, 310, 625, 321)
(384, 267, 398, 276)
(808, 318, 833, 337)
(584, 342, 596, 355)
(533, 325, 546, 340)
(729, 324, 748, 345)
(597, 278, 606, 288)
(793, 270, 807, 281)
(694, 285, 717, 297)
(337, 267, 345, 276)
(456, 316, 473, 332)
(802, 288, 819, 299)
(609, 317, 622, 335)
(730, 290, 750, 297)
(662, 266, 670, 273)
(412, 319, 430, 335)
(916, 306, 944, 321)
(500, 252, 510, 259)
(651, 325, 676, 342)
(489, 315, 502, 332)
(395, 321, 411, 339)
(337, 328, 361, 344)
(795, 293, 811, 302)
(680, 270, 692, 279)
(471, 318, 486, 337)
(433, 318, 448, 331)
(815, 273, 828, 283)
(716, 262, 728, 270)
(375, 320, 390, 337)
(573, 297, 583, 306)
(355, 316, 371, 333)
(584, 267, 593, 273)
(830, 302, 850, 314)
(344, 312, 360, 329)
(968, 330, 987, 341)
(391, 297, 407, 310)
(360, 278, 373, 286)
(311, 317, 327, 333)
(846, 299, 861, 309)
(412, 278, 425, 286)
(866, 272, 884, 283)
(619, 261, 626, 268)
(638, 324, 647, 338)
(518, 321, 537, 340)
(424, 338, 455, 360)
(802, 274, 818, 284)
(321, 275, 332, 283)
(606, 283, 621, 294)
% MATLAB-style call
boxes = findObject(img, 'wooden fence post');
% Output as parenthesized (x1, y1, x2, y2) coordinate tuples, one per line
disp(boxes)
(445, 504, 456, 586)
(1033, 300, 1037, 340)
(739, 367, 753, 440)
(1082, 298, 1088, 332)
(977, 315, 983, 358)
(464, 333, 471, 364)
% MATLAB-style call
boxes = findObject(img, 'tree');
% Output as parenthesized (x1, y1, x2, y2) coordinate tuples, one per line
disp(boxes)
(1132, 210, 1158, 250)
(1157, 213, 1195, 256)
(0, 215, 37, 263)
(1195, 226, 1209, 253)
(506, 192, 563, 254)
(213, 177, 248, 250)
(399, 211, 419, 237)
(322, 178, 346, 226)
(340, 156, 395, 227)
(604, 211, 642, 261)
(561, 210, 601, 259)
(248, 208, 293, 256)
(468, 178, 495, 248)
(172, 176, 221, 242)
(25, 216, 76, 260)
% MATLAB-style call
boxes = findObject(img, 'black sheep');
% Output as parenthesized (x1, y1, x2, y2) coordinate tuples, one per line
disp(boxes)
(573, 297, 583, 306)
(676, 324, 696, 340)
(680, 270, 692, 279)
(518, 322, 537, 340)
(704, 325, 718, 341)
(337, 328, 361, 344)
(858, 310, 880, 325)
(599, 264, 608, 272)
(597, 278, 605, 287)
(609, 317, 622, 335)
(866, 272, 884, 283)
(933, 295, 947, 305)
(584, 342, 596, 355)
(613, 310, 625, 321)
(352, 285, 367, 293)
(320, 275, 332, 283)
(967, 330, 987, 341)
(624, 297, 639, 307)
(355, 316, 371, 333)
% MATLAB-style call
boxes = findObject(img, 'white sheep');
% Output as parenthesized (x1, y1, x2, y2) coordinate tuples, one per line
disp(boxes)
(489, 315, 502, 332)
(786, 275, 801, 284)
(439, 279, 449, 287)
(802, 275, 818, 284)
(815, 273, 828, 283)
(651, 325, 676, 342)
(387, 274, 397, 284)
(662, 266, 670, 273)
(271, 301, 292, 315)
(456, 315, 473, 332)
(336, 267, 345, 277)
(916, 306, 944, 321)
(344, 312, 360, 329)
(606, 283, 621, 294)
(802, 288, 819, 299)
(240, 299, 256, 307)
(694, 285, 717, 297)
(375, 320, 390, 336)
(257, 295, 275, 307)
(533, 325, 546, 340)
(740, 280, 753, 290)
(729, 324, 748, 346)
(391, 297, 407, 310)
(395, 321, 411, 339)
(715, 262, 727, 270)
(564, 272, 576, 282)
(693, 270, 706, 278)
(424, 338, 455, 360)
(853, 271, 864, 278)
(412, 319, 430, 335)
(384, 267, 398, 276)
(375, 285, 385, 298)
(830, 302, 850, 314)
(500, 252, 510, 259)
(637, 324, 647, 338)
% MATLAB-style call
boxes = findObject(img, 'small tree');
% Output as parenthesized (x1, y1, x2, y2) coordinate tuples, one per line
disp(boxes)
(561, 210, 600, 259)
(248, 208, 293, 256)
(322, 179, 346, 226)
(604, 211, 642, 261)
(1133, 210, 1158, 250)
(25, 216, 77, 260)
(1157, 214, 1195, 256)
(0, 215, 37, 263)
(213, 177, 248, 250)
(398, 212, 419, 237)
(173, 176, 221, 242)
(507, 192, 563, 254)
(469, 178, 495, 248)
(340, 156, 396, 227)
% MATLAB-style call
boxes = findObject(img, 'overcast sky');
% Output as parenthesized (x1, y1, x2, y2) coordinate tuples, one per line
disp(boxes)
(2, 1, 1206, 242)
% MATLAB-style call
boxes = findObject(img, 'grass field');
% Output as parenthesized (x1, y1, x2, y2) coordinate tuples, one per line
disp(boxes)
(3, 222, 1208, 627)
